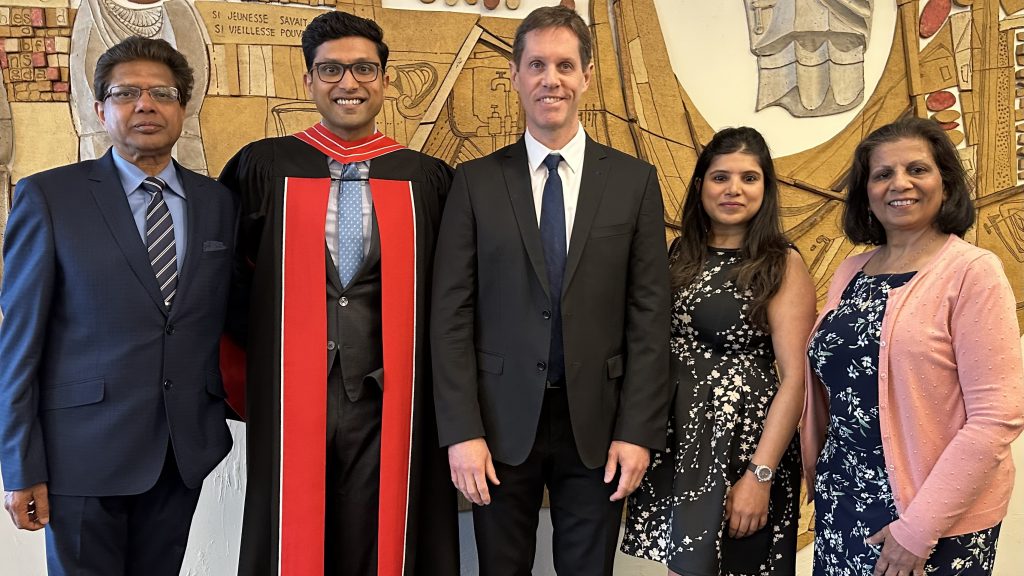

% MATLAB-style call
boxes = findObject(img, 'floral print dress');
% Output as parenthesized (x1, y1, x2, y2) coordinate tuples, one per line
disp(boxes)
(807, 271, 1000, 576)
(622, 248, 801, 576)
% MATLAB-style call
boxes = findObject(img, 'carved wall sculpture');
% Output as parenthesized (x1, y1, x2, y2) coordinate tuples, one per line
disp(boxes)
(0, 0, 1016, 360)
(743, 0, 874, 117)
(0, 0, 1017, 386)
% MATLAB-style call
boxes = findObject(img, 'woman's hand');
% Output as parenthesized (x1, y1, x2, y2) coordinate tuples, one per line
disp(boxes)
(724, 472, 770, 538)
(866, 525, 928, 576)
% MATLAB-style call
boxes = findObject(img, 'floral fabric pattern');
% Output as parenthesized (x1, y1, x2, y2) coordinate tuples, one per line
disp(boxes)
(622, 248, 800, 576)
(808, 271, 999, 576)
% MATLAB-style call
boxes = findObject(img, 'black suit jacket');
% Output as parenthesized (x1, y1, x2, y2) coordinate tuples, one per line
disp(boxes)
(431, 136, 671, 469)
(0, 150, 235, 496)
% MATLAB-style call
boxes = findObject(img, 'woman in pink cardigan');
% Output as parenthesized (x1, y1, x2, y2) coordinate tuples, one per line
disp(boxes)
(802, 117, 1024, 576)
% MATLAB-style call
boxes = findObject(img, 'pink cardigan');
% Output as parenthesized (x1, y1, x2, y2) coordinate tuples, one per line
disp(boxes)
(801, 234, 1024, 558)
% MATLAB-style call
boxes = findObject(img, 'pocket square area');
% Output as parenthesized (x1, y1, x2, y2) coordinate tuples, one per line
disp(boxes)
(203, 240, 227, 252)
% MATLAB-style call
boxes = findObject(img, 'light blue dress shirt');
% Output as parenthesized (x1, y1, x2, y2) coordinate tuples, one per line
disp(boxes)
(111, 152, 188, 260)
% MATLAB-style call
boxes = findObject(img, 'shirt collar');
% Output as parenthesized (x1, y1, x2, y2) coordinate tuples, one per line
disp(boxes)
(524, 123, 586, 175)
(111, 151, 185, 199)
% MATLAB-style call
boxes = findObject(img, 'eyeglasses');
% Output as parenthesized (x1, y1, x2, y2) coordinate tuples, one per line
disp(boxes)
(103, 85, 181, 104)
(310, 61, 381, 84)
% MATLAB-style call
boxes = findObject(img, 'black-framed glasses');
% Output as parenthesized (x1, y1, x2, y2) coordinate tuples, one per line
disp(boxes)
(103, 85, 181, 104)
(310, 61, 381, 84)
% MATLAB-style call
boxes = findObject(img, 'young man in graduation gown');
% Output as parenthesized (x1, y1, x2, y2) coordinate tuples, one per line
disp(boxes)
(218, 11, 458, 576)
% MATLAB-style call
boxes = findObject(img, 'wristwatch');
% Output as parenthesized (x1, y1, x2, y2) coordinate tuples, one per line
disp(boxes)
(746, 462, 774, 483)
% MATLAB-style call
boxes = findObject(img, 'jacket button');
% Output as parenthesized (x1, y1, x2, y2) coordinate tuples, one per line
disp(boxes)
(327, 341, 337, 351)
(165, 324, 175, 335)
(339, 297, 349, 307)
(536, 361, 547, 371)
(542, 310, 551, 319)
(162, 379, 173, 390)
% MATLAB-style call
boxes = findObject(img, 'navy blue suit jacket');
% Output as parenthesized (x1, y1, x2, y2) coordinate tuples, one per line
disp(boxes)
(0, 149, 235, 496)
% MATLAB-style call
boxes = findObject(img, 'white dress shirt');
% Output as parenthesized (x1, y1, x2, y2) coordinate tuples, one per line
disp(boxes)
(325, 159, 373, 269)
(523, 123, 587, 251)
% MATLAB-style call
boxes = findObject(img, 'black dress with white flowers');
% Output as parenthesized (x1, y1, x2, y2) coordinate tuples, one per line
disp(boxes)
(622, 248, 801, 576)
(807, 271, 1000, 576)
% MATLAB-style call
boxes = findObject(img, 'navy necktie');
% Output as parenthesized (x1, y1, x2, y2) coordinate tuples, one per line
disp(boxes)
(540, 154, 566, 385)
(142, 176, 177, 308)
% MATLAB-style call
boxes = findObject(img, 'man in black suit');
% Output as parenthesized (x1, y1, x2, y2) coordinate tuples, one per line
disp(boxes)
(0, 37, 234, 575)
(431, 6, 671, 575)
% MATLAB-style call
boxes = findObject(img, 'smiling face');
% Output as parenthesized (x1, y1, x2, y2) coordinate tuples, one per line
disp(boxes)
(94, 59, 184, 171)
(510, 26, 592, 149)
(304, 36, 388, 141)
(700, 151, 765, 242)
(866, 137, 945, 236)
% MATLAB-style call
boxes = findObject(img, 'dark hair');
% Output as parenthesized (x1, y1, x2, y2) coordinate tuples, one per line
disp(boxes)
(301, 11, 389, 71)
(93, 36, 193, 105)
(844, 116, 975, 245)
(671, 126, 790, 330)
(512, 6, 592, 68)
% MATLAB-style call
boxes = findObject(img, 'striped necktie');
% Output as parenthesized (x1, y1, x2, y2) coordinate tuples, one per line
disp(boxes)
(142, 176, 178, 307)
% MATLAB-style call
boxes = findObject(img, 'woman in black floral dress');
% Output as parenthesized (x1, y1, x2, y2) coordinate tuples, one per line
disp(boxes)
(622, 127, 816, 576)
(802, 117, 1023, 576)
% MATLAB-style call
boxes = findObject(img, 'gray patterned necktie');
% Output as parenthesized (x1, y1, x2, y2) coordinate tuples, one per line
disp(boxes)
(142, 176, 177, 307)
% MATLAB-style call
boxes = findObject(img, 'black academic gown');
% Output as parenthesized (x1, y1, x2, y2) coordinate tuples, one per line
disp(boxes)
(219, 135, 458, 576)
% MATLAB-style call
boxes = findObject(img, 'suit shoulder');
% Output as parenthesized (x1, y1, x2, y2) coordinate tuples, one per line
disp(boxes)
(18, 160, 95, 187)
(593, 141, 655, 172)
(385, 148, 452, 173)
(452, 146, 508, 174)
(228, 135, 298, 163)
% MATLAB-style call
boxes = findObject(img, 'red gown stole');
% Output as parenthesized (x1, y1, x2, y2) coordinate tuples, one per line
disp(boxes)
(278, 125, 417, 576)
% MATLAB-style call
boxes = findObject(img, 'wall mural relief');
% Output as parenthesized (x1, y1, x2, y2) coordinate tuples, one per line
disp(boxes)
(0, 3, 1016, 349)
(0, 0, 1016, 335)
(743, 0, 873, 117)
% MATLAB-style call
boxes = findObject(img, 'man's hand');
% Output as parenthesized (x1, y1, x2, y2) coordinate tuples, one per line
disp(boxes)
(724, 473, 770, 538)
(4, 483, 49, 530)
(448, 438, 500, 506)
(866, 525, 928, 576)
(604, 441, 649, 501)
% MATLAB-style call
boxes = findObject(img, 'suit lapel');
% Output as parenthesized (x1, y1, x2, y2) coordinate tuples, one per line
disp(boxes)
(563, 138, 608, 294)
(171, 163, 205, 313)
(87, 150, 168, 314)
(502, 140, 551, 297)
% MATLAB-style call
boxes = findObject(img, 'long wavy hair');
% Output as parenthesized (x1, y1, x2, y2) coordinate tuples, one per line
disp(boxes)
(670, 126, 791, 330)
